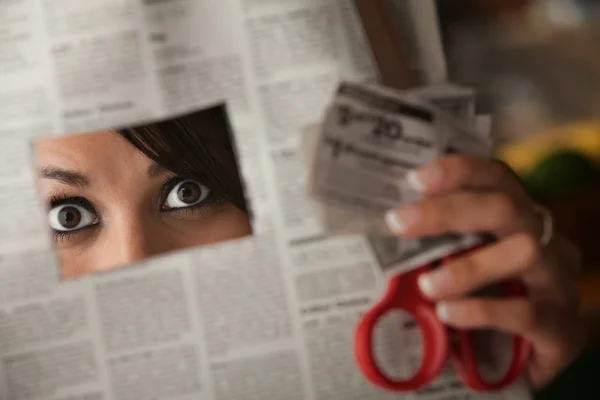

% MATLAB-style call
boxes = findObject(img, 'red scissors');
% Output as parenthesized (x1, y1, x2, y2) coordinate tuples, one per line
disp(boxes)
(354, 245, 531, 392)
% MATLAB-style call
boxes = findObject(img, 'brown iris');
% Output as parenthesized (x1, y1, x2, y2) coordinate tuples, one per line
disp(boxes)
(177, 181, 202, 204)
(58, 206, 82, 229)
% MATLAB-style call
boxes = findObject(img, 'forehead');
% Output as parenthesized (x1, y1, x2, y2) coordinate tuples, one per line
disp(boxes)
(36, 130, 150, 169)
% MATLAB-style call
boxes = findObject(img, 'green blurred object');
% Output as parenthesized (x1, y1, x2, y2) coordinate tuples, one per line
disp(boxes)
(523, 150, 600, 203)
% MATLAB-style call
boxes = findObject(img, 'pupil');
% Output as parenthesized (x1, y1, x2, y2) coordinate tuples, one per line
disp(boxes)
(58, 206, 81, 229)
(177, 182, 201, 204)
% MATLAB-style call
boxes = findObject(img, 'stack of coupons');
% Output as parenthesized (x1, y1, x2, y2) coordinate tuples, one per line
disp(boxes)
(304, 81, 494, 275)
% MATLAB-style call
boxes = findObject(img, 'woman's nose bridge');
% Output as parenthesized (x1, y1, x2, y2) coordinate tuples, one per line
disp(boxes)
(104, 214, 159, 268)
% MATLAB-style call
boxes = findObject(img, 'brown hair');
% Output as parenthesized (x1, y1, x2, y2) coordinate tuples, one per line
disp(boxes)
(117, 105, 250, 214)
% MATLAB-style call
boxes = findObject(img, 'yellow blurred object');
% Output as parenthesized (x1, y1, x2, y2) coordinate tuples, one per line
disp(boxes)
(497, 121, 600, 175)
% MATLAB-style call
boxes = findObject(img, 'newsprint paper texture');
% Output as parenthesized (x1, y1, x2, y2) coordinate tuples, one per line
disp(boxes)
(0, 1, 532, 400)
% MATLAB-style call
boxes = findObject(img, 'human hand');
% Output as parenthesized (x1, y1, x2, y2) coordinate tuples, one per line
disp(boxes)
(384, 155, 586, 390)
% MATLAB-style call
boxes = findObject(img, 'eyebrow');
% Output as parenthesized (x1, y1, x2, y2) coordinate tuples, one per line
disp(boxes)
(40, 166, 89, 188)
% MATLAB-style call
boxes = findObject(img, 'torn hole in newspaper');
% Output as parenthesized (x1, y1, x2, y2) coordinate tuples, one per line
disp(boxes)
(32, 105, 254, 280)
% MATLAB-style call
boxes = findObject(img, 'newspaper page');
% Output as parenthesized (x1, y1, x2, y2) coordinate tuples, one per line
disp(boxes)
(0, 1, 532, 400)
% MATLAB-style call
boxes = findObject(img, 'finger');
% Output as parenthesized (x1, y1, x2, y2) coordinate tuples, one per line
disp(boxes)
(385, 190, 539, 238)
(436, 298, 543, 341)
(435, 298, 584, 355)
(407, 155, 529, 201)
(418, 233, 544, 300)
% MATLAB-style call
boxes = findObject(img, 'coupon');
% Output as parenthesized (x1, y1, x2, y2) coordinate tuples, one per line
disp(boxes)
(305, 81, 493, 274)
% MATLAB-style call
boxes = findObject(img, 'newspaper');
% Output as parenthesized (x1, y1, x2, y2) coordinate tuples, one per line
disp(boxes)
(0, 1, 532, 400)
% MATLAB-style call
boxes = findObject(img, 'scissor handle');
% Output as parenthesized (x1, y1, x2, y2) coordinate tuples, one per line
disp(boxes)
(354, 264, 448, 391)
(440, 247, 532, 392)
(451, 279, 532, 392)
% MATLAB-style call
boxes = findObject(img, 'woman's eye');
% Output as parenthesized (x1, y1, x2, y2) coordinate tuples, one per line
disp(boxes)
(163, 180, 210, 210)
(49, 204, 96, 232)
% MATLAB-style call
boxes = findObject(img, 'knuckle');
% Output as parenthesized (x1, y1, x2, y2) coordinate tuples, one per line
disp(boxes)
(514, 233, 542, 266)
(419, 201, 442, 229)
(421, 199, 454, 230)
(436, 194, 469, 229)
(475, 299, 537, 332)
(490, 192, 520, 222)
(444, 193, 467, 214)
(442, 155, 473, 180)
(455, 255, 482, 286)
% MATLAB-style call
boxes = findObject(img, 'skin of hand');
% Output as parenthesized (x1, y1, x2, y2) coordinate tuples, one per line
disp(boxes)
(384, 155, 586, 390)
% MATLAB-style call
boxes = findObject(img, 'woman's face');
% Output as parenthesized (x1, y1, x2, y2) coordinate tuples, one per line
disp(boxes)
(36, 131, 252, 279)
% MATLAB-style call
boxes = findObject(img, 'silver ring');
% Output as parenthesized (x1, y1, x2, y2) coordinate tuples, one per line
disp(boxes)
(533, 205, 554, 247)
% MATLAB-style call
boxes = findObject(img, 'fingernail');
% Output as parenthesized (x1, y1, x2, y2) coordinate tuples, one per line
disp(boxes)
(436, 302, 457, 322)
(384, 207, 420, 234)
(406, 164, 442, 192)
(418, 269, 451, 298)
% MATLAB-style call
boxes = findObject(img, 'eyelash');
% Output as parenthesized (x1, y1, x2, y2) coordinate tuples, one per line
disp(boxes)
(160, 177, 224, 212)
(49, 196, 97, 242)
(49, 177, 224, 240)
